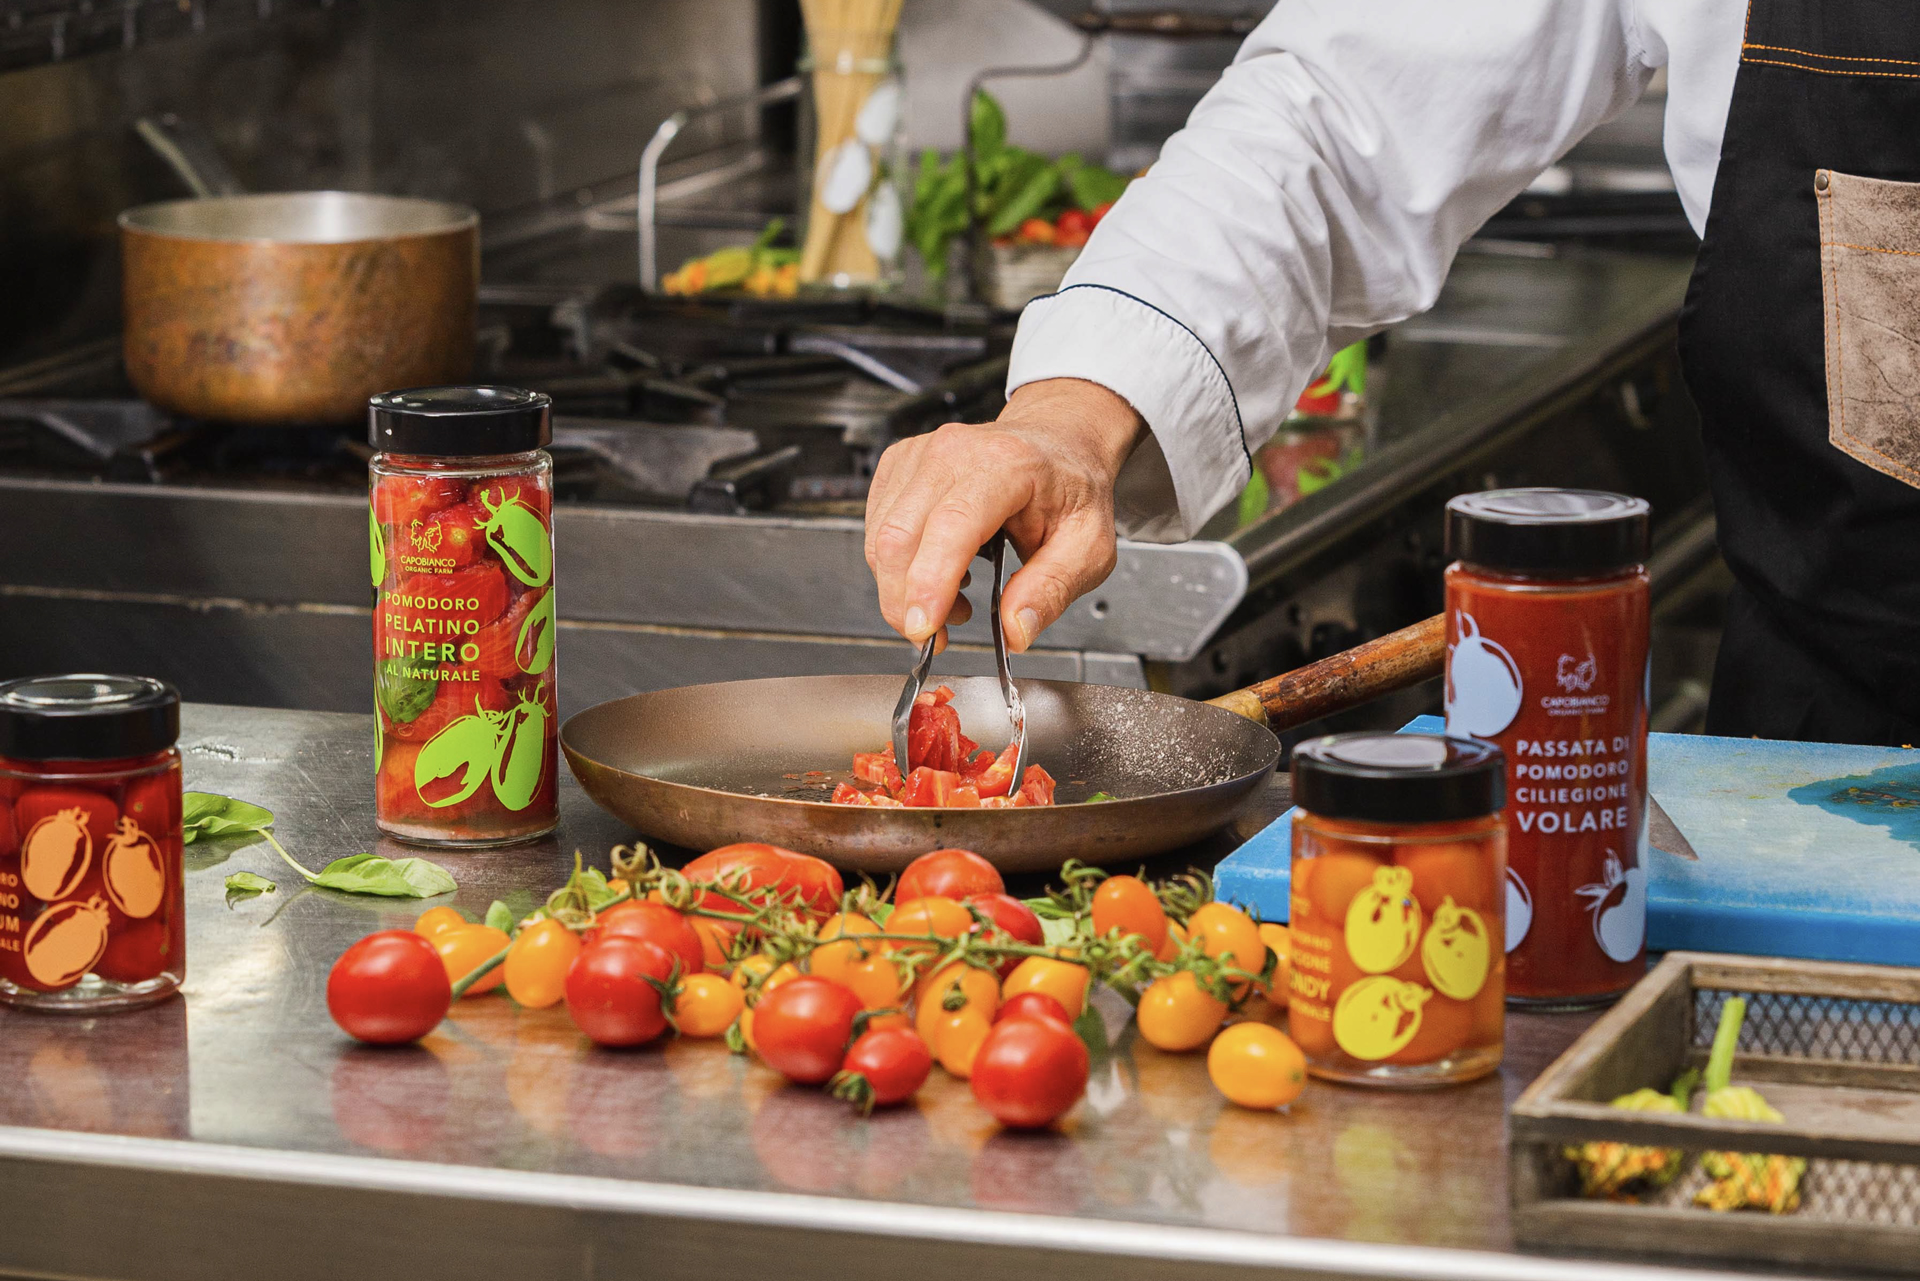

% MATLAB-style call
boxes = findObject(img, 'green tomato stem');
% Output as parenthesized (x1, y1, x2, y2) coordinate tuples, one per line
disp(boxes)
(451, 943, 513, 999)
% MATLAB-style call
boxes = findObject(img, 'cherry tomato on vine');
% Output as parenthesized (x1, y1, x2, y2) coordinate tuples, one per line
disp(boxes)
(970, 1016, 1090, 1129)
(965, 892, 1045, 977)
(889, 895, 973, 951)
(433, 923, 510, 997)
(1136, 970, 1228, 1052)
(675, 972, 746, 1038)
(1090, 875, 1169, 954)
(682, 844, 845, 922)
(896, 848, 1003, 903)
(996, 991, 1072, 1026)
(838, 952, 906, 1011)
(933, 1008, 994, 1077)
(503, 919, 581, 1009)
(327, 930, 451, 1044)
(1187, 902, 1265, 989)
(1001, 955, 1091, 1021)
(1207, 1023, 1307, 1110)
(730, 953, 776, 994)
(590, 901, 703, 976)
(565, 937, 676, 1047)
(691, 918, 737, 970)
(915, 961, 1000, 1048)
(832, 1026, 933, 1111)
(413, 906, 469, 941)
(809, 913, 882, 986)
(753, 976, 862, 1084)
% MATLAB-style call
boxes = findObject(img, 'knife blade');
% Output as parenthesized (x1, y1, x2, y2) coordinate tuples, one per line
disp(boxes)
(1648, 795, 1699, 861)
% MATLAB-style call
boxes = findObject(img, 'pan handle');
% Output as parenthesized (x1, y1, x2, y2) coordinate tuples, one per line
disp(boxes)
(1207, 613, 1445, 734)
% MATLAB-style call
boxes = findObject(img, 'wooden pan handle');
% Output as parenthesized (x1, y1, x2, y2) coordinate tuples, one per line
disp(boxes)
(1207, 613, 1445, 733)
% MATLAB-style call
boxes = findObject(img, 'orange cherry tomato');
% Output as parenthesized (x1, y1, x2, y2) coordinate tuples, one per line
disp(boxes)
(915, 960, 1000, 1046)
(1394, 841, 1497, 915)
(413, 906, 468, 940)
(889, 896, 973, 951)
(842, 952, 907, 1010)
(1000, 955, 1090, 1021)
(1386, 991, 1474, 1065)
(809, 913, 882, 986)
(934, 1007, 994, 1078)
(502, 919, 582, 1009)
(730, 953, 776, 993)
(1256, 922, 1292, 997)
(433, 924, 510, 996)
(676, 972, 746, 1038)
(1208, 1023, 1307, 1109)
(692, 918, 736, 970)
(1303, 847, 1389, 923)
(1136, 970, 1228, 1051)
(1187, 902, 1265, 985)
(1157, 919, 1186, 962)
(1091, 875, 1169, 954)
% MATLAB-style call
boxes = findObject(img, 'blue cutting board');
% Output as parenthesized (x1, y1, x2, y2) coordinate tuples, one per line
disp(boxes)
(1214, 715, 1920, 965)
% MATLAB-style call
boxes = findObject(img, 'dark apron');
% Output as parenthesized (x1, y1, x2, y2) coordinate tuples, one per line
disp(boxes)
(1681, 0, 1920, 745)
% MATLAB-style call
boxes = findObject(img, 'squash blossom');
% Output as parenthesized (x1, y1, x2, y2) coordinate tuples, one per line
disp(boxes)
(1694, 997, 1806, 1215)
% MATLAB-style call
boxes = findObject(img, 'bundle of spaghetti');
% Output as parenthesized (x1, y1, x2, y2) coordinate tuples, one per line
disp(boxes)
(798, 0, 905, 283)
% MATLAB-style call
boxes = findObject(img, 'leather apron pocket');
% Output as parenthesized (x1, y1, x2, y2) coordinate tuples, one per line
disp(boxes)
(1817, 169, 1920, 487)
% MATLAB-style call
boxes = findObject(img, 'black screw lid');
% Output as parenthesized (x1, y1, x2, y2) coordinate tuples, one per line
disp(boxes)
(1292, 732, 1504, 824)
(368, 386, 552, 457)
(0, 674, 180, 762)
(1446, 488, 1650, 576)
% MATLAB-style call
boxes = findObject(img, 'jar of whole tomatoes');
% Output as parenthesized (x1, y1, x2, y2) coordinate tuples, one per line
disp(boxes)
(1444, 488, 1650, 1009)
(0, 674, 184, 1012)
(1288, 732, 1505, 1087)
(369, 386, 558, 847)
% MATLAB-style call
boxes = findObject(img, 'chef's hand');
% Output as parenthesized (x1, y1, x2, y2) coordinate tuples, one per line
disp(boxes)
(865, 378, 1145, 654)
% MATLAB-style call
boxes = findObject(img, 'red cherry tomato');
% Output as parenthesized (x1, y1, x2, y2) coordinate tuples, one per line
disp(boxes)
(970, 1016, 1090, 1130)
(373, 475, 466, 531)
(837, 1026, 933, 1109)
(589, 901, 703, 975)
(965, 891, 1045, 977)
(995, 991, 1073, 1026)
(682, 844, 845, 922)
(1055, 209, 1093, 239)
(1090, 200, 1116, 224)
(753, 976, 863, 1084)
(897, 848, 1003, 903)
(327, 930, 453, 1045)
(564, 937, 675, 1047)
(93, 917, 173, 983)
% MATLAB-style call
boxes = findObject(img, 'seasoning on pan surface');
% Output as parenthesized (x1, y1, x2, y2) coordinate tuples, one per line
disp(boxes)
(1288, 732, 1506, 1086)
(0, 674, 185, 1011)
(368, 387, 558, 847)
(1443, 488, 1650, 1008)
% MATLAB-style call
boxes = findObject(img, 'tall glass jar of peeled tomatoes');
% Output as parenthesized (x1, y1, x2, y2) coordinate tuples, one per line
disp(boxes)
(0, 674, 185, 1011)
(368, 387, 558, 847)
(1443, 489, 1650, 1009)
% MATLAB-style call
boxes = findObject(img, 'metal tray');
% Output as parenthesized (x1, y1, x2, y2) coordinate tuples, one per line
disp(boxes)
(1511, 952, 1920, 1274)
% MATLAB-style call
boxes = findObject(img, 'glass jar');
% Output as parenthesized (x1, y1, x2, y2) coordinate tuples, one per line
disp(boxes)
(1288, 732, 1506, 1087)
(1443, 488, 1651, 1009)
(796, 27, 904, 291)
(0, 674, 184, 1012)
(368, 386, 558, 848)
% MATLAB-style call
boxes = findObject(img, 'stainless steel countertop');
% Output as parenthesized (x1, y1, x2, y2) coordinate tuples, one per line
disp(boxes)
(0, 704, 1788, 1281)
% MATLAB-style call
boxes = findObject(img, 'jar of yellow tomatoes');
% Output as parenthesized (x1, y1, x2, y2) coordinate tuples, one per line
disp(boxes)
(1288, 732, 1505, 1086)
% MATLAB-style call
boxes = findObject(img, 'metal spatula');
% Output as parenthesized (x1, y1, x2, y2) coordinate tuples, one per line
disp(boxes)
(892, 536, 1027, 781)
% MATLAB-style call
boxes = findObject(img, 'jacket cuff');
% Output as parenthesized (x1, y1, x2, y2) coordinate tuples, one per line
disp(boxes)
(1006, 283, 1251, 542)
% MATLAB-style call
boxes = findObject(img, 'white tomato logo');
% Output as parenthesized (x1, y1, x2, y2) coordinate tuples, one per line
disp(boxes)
(1576, 850, 1646, 963)
(1445, 611, 1523, 738)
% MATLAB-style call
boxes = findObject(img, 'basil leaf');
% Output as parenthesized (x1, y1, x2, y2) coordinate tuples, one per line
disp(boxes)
(309, 852, 458, 899)
(571, 867, 626, 911)
(1073, 1003, 1110, 1060)
(1039, 914, 1081, 948)
(375, 657, 438, 725)
(969, 88, 1006, 165)
(986, 165, 1062, 238)
(484, 900, 513, 932)
(182, 793, 275, 845)
(1068, 164, 1129, 212)
(1083, 792, 1119, 804)
(224, 871, 276, 904)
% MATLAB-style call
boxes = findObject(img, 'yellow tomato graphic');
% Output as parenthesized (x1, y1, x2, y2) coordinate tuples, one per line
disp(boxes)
(1343, 865, 1422, 974)
(1332, 976, 1431, 1061)
(1420, 897, 1492, 1001)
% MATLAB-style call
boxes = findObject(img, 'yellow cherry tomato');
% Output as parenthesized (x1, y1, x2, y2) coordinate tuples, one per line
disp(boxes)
(809, 913, 882, 986)
(762, 961, 803, 1000)
(730, 953, 776, 992)
(915, 960, 1000, 1046)
(1257, 922, 1292, 997)
(889, 896, 974, 951)
(1157, 919, 1187, 962)
(843, 952, 907, 1010)
(935, 1007, 994, 1078)
(737, 1006, 757, 1053)
(414, 906, 469, 940)
(1188, 902, 1265, 986)
(1208, 1022, 1307, 1110)
(433, 924, 511, 996)
(502, 918, 582, 1009)
(1001, 955, 1091, 1020)
(676, 972, 746, 1038)
(1091, 875, 1169, 953)
(1137, 970, 1229, 1051)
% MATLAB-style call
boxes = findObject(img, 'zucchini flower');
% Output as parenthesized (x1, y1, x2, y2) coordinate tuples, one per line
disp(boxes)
(1694, 998, 1806, 1214)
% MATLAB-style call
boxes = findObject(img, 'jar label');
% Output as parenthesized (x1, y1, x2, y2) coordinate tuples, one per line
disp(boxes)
(1444, 578, 1649, 1001)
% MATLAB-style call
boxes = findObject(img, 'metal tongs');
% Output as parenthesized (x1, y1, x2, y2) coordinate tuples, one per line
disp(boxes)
(892, 536, 1027, 783)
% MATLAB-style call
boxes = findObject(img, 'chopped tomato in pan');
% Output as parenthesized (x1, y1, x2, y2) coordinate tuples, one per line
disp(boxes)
(830, 689, 1059, 809)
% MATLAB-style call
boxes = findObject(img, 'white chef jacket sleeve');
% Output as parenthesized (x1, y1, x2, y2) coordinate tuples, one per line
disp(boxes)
(1006, 0, 1657, 542)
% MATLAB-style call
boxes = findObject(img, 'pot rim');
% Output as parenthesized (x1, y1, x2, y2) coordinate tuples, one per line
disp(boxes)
(117, 191, 478, 246)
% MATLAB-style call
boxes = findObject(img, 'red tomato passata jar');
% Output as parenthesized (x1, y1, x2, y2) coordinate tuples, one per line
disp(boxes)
(369, 387, 558, 847)
(1443, 489, 1651, 1009)
(1288, 733, 1506, 1087)
(0, 674, 185, 1012)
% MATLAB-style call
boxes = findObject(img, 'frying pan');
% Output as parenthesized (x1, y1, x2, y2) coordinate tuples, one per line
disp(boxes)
(562, 615, 1444, 873)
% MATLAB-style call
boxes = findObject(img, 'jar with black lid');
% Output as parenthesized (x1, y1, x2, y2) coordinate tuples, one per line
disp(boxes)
(1443, 488, 1650, 1009)
(0, 674, 185, 1011)
(368, 386, 558, 847)
(1288, 732, 1506, 1086)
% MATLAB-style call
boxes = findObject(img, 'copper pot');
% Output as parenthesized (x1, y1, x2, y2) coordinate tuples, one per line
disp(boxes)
(118, 192, 479, 425)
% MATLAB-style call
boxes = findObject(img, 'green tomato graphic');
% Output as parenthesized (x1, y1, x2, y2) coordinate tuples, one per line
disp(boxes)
(369, 503, 386, 587)
(515, 590, 555, 675)
(415, 705, 504, 808)
(476, 487, 551, 587)
(490, 692, 549, 811)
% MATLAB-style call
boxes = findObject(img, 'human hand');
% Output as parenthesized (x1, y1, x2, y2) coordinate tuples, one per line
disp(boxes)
(864, 377, 1145, 653)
